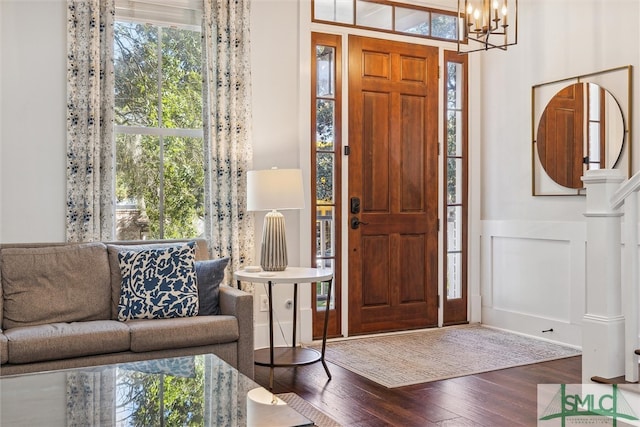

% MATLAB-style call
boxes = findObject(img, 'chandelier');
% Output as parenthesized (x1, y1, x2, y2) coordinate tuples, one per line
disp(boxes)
(457, 0, 518, 54)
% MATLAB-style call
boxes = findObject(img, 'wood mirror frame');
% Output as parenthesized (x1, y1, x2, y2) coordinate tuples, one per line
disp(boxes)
(531, 66, 632, 196)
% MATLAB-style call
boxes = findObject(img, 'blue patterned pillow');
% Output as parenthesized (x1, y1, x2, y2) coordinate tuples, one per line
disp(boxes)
(117, 242, 198, 321)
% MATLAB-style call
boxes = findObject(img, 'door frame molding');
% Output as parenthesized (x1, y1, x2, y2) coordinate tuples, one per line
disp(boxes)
(300, 6, 482, 340)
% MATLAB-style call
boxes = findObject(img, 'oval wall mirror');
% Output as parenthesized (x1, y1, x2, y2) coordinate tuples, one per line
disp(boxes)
(536, 82, 625, 189)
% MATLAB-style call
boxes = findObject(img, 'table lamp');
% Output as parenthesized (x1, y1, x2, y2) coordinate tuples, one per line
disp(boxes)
(247, 168, 305, 271)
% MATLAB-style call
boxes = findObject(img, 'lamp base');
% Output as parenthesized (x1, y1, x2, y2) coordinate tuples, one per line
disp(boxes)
(260, 210, 287, 271)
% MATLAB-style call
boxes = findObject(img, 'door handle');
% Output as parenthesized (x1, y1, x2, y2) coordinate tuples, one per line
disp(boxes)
(350, 217, 369, 229)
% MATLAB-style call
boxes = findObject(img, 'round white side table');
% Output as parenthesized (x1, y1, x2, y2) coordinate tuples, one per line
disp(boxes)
(234, 267, 333, 389)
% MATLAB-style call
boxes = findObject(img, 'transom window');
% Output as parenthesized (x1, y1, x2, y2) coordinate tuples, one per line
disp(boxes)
(313, 0, 458, 42)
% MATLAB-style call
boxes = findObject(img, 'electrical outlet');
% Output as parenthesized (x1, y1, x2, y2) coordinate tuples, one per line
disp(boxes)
(260, 295, 269, 312)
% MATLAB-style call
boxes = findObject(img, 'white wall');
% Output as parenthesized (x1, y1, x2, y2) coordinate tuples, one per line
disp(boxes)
(1, 372, 67, 424)
(0, 0, 3, 240)
(478, 0, 640, 346)
(250, 0, 308, 348)
(0, 0, 67, 243)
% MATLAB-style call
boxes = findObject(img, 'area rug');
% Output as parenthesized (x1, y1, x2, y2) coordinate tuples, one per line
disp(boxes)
(276, 393, 342, 427)
(310, 324, 581, 388)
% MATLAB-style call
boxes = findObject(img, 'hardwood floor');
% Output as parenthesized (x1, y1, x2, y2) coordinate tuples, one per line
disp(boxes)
(253, 355, 582, 426)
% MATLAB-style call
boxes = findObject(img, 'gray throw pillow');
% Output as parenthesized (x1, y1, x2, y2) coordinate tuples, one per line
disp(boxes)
(196, 258, 229, 316)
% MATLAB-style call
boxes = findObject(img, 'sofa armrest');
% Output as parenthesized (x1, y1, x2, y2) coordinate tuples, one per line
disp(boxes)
(219, 285, 254, 378)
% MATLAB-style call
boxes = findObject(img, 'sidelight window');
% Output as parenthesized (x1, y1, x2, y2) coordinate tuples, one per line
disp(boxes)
(443, 50, 468, 325)
(311, 33, 343, 339)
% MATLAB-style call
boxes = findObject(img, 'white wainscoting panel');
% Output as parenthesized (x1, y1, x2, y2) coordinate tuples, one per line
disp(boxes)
(492, 236, 571, 321)
(481, 220, 586, 347)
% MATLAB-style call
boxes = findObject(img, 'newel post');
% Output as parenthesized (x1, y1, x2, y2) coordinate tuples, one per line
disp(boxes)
(581, 169, 626, 383)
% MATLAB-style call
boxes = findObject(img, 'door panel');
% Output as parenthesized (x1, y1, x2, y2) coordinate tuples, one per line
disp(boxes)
(362, 92, 390, 212)
(399, 234, 426, 303)
(361, 235, 390, 306)
(401, 95, 426, 211)
(348, 35, 439, 335)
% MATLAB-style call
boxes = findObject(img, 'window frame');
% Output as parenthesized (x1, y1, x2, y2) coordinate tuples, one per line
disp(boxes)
(113, 11, 204, 240)
(442, 49, 469, 326)
(311, 32, 343, 339)
(312, 0, 459, 44)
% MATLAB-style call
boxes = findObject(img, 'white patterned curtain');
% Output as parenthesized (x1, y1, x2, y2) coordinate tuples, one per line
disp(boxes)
(202, 0, 255, 280)
(66, 370, 116, 426)
(204, 355, 244, 425)
(66, 0, 115, 242)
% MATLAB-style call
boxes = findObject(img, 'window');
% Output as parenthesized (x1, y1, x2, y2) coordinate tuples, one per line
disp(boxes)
(313, 0, 458, 43)
(114, 5, 204, 240)
(443, 50, 468, 325)
(311, 32, 342, 339)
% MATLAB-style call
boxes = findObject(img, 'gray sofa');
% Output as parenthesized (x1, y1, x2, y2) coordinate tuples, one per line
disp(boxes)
(0, 239, 254, 378)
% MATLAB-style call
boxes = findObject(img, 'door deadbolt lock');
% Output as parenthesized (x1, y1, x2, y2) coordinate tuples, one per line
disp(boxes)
(350, 197, 361, 214)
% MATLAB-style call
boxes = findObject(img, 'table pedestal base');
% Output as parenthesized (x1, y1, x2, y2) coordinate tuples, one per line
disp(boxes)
(255, 347, 332, 389)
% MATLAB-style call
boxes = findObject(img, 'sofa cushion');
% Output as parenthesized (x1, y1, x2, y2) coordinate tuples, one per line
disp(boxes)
(107, 240, 207, 319)
(1, 243, 111, 330)
(117, 242, 199, 321)
(0, 333, 7, 364)
(127, 316, 238, 352)
(196, 258, 229, 316)
(4, 320, 130, 364)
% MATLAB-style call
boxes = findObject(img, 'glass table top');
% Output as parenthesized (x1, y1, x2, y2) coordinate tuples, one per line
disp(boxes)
(1, 354, 313, 426)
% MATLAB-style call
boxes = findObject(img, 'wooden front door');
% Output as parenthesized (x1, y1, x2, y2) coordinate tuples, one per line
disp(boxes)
(347, 35, 439, 335)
